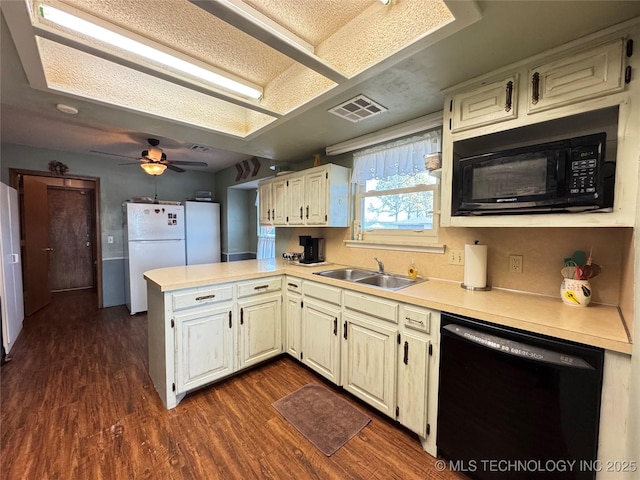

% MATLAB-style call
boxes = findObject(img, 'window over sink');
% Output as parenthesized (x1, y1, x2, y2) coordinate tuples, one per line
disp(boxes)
(352, 128, 442, 249)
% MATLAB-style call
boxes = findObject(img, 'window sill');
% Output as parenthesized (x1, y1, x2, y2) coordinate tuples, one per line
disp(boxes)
(344, 240, 445, 254)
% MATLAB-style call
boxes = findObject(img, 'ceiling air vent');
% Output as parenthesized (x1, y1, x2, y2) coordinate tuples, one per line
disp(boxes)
(189, 144, 210, 153)
(328, 95, 387, 123)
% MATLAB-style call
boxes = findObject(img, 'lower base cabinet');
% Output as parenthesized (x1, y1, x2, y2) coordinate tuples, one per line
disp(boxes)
(238, 292, 282, 369)
(302, 298, 342, 384)
(342, 311, 397, 416)
(396, 331, 430, 437)
(175, 303, 234, 393)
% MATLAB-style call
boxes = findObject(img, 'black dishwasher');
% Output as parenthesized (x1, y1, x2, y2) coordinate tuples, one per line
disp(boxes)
(437, 312, 604, 480)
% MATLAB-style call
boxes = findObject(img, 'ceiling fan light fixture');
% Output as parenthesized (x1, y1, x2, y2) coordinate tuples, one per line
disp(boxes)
(38, 3, 263, 100)
(140, 162, 167, 176)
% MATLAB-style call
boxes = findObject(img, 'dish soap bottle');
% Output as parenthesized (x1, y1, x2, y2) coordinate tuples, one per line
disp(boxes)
(408, 259, 418, 280)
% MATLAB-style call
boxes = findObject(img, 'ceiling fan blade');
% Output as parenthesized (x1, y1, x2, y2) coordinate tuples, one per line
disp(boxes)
(90, 150, 139, 160)
(166, 164, 186, 173)
(164, 160, 208, 167)
(118, 161, 143, 166)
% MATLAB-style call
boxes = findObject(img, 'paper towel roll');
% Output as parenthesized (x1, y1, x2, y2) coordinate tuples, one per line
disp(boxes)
(464, 243, 488, 289)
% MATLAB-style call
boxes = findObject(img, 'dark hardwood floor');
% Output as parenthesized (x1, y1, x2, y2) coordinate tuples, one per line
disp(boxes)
(1, 291, 465, 479)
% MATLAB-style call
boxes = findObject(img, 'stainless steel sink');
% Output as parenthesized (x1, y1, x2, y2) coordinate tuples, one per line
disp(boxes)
(313, 268, 377, 281)
(313, 268, 423, 290)
(355, 274, 417, 290)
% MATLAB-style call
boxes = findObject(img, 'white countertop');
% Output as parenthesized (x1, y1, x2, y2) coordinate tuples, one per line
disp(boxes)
(144, 259, 632, 354)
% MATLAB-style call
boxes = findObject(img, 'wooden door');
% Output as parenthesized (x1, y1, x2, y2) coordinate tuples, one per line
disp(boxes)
(22, 176, 51, 315)
(47, 188, 95, 291)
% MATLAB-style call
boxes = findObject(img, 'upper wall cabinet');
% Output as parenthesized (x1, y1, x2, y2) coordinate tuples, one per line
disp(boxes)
(441, 23, 639, 228)
(258, 164, 351, 227)
(527, 40, 625, 114)
(450, 75, 518, 133)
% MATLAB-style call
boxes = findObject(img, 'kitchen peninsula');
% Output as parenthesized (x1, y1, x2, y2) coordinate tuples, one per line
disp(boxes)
(144, 258, 631, 462)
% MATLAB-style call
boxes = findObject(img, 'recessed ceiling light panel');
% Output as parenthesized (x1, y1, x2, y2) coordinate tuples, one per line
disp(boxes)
(328, 95, 387, 123)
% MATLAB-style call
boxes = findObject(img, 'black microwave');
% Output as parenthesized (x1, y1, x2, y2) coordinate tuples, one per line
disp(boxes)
(452, 133, 613, 216)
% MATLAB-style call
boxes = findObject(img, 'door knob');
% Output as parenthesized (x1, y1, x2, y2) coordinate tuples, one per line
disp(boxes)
(42, 247, 54, 251)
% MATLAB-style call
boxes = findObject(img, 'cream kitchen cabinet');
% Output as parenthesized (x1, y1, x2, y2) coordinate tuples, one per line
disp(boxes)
(258, 178, 286, 225)
(441, 27, 639, 228)
(342, 310, 397, 417)
(397, 304, 440, 457)
(342, 290, 399, 418)
(175, 303, 234, 393)
(284, 276, 303, 358)
(258, 163, 350, 227)
(527, 39, 625, 114)
(147, 276, 283, 409)
(301, 281, 342, 384)
(449, 74, 518, 133)
(236, 277, 283, 369)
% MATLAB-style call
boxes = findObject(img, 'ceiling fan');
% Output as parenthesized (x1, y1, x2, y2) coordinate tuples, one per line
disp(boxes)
(91, 138, 208, 175)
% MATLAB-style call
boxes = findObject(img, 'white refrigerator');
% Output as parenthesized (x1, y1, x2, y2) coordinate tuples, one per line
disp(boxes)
(124, 203, 186, 315)
(184, 201, 221, 265)
(0, 183, 24, 354)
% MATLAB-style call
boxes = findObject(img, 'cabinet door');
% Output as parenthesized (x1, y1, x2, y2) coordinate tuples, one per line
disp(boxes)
(272, 178, 287, 225)
(258, 182, 272, 225)
(286, 176, 305, 225)
(238, 293, 282, 369)
(304, 169, 327, 225)
(342, 312, 397, 417)
(285, 291, 302, 358)
(302, 299, 341, 384)
(528, 39, 624, 114)
(450, 75, 518, 132)
(397, 331, 429, 437)
(175, 304, 234, 393)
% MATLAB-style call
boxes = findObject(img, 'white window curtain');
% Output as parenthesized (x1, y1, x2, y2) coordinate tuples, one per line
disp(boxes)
(351, 129, 441, 184)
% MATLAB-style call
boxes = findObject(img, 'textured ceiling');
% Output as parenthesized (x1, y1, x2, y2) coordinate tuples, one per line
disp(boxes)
(23, 0, 454, 137)
(3, 2, 640, 174)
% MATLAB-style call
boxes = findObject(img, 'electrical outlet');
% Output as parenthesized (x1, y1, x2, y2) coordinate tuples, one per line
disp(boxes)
(448, 249, 465, 265)
(509, 255, 523, 273)
(107, 235, 114, 244)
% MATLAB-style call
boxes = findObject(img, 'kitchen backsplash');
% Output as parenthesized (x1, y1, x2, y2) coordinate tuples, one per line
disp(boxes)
(280, 226, 633, 307)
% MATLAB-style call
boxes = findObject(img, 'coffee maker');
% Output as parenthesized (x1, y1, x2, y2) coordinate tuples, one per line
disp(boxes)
(299, 236, 325, 264)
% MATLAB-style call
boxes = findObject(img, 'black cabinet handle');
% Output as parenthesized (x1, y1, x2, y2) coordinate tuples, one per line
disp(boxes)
(228, 311, 232, 328)
(272, 209, 275, 220)
(300, 206, 303, 219)
(333, 318, 337, 336)
(306, 206, 309, 219)
(531, 72, 540, 105)
(195, 294, 215, 301)
(505, 80, 513, 112)
(240, 308, 244, 325)
(267, 209, 271, 221)
(343, 321, 347, 340)
(403, 341, 409, 365)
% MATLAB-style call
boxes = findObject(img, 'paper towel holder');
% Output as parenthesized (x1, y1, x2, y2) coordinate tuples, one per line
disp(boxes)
(461, 240, 491, 291)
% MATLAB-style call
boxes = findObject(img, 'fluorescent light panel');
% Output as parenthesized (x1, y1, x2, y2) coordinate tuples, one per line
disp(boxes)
(39, 4, 263, 100)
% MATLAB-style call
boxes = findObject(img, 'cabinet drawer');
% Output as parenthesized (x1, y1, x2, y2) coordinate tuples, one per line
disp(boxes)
(343, 291, 398, 323)
(237, 276, 282, 298)
(303, 281, 341, 305)
(400, 305, 432, 333)
(172, 285, 233, 311)
(285, 276, 302, 293)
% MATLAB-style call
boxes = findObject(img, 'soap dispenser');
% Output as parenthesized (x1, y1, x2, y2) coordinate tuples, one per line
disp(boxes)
(408, 258, 418, 280)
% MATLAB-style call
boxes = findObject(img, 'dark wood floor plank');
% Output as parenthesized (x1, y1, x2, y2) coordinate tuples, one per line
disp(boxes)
(1, 291, 465, 479)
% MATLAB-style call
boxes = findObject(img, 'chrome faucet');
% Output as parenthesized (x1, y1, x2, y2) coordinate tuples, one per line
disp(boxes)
(374, 257, 384, 273)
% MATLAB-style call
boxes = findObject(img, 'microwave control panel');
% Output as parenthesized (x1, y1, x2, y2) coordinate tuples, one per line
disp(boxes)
(569, 147, 598, 195)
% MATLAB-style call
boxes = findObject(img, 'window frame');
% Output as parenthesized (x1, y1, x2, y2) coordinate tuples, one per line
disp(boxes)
(354, 172, 440, 246)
